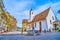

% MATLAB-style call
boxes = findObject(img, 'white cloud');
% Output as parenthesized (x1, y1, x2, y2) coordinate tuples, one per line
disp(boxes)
(7, 1, 35, 12)
(4, 0, 35, 15)
(10, 10, 29, 19)
(3, 0, 35, 27)
(21, 10, 29, 16)
(34, 3, 52, 15)
(10, 10, 30, 27)
(51, 2, 60, 20)
(51, 2, 60, 9)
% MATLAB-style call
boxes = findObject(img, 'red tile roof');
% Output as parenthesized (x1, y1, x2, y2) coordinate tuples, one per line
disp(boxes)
(33, 8, 50, 22)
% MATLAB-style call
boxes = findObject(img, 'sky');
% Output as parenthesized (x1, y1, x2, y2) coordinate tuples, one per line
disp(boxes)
(3, 0, 60, 27)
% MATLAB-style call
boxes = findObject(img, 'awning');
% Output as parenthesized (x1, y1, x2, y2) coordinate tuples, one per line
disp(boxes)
(53, 21, 60, 24)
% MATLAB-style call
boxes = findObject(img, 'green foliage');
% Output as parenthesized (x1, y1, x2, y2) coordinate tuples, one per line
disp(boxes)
(55, 27, 59, 30)
(59, 28, 60, 30)
(17, 27, 21, 29)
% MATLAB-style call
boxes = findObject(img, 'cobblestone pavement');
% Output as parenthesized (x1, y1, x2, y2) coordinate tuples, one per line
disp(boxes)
(0, 32, 60, 40)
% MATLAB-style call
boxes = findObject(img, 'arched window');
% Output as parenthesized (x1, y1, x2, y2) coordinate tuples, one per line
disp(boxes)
(52, 16, 54, 20)
(35, 23, 36, 27)
(32, 12, 33, 14)
(0, 22, 1, 26)
(50, 20, 52, 24)
(1, 16, 3, 19)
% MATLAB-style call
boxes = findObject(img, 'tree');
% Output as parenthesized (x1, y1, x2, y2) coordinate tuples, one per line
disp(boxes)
(17, 27, 21, 29)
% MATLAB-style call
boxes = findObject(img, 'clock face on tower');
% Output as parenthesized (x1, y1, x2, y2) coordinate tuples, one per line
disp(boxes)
(32, 12, 33, 14)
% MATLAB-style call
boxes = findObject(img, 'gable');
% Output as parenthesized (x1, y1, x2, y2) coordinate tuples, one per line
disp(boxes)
(46, 8, 55, 21)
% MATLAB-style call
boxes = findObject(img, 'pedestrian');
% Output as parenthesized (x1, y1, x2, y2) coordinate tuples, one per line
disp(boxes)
(32, 26, 35, 34)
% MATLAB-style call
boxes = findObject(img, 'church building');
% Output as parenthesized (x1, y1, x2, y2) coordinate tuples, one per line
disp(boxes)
(23, 8, 56, 32)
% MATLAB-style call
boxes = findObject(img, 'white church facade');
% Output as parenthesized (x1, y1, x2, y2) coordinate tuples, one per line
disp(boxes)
(24, 8, 56, 32)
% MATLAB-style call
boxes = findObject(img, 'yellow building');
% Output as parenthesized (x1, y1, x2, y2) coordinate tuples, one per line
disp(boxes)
(22, 19, 28, 32)
(4, 12, 17, 31)
(0, 0, 17, 32)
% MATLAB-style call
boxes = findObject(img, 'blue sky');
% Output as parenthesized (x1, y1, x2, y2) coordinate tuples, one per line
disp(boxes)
(3, 0, 60, 27)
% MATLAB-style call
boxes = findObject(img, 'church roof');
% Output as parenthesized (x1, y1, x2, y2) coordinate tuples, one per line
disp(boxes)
(33, 8, 50, 22)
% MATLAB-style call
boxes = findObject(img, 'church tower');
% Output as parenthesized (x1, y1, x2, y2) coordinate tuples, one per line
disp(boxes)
(29, 9, 34, 21)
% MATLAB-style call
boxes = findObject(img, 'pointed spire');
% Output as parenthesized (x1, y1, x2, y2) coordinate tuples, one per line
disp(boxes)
(30, 8, 33, 11)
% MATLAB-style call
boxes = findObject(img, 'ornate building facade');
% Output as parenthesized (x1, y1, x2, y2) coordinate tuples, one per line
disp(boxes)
(0, 0, 6, 31)
(0, 0, 17, 32)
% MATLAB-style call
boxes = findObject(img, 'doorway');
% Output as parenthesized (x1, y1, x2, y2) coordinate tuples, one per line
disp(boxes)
(39, 22, 42, 32)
